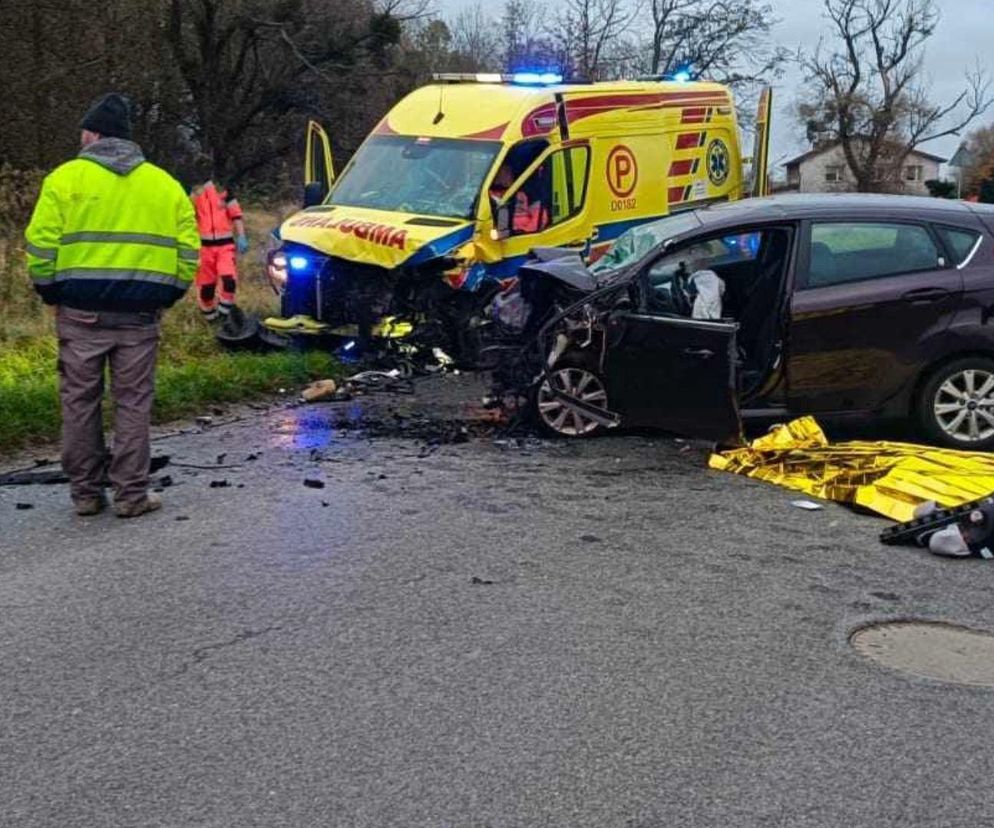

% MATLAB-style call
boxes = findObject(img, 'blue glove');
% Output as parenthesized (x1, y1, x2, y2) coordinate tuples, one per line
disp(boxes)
(235, 235, 249, 255)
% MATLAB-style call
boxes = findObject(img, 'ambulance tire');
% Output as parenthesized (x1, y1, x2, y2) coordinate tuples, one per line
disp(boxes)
(531, 352, 610, 439)
(917, 356, 994, 451)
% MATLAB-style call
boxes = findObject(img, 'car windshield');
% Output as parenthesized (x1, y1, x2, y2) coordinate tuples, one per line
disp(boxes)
(329, 136, 501, 219)
(591, 212, 703, 279)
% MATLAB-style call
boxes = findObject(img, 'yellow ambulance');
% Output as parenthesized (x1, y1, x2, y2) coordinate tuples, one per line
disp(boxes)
(266, 73, 771, 357)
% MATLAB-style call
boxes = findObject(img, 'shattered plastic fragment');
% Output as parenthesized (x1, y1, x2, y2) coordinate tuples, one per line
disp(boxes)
(791, 500, 825, 511)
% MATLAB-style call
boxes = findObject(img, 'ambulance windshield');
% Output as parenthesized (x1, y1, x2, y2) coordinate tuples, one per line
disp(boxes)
(330, 136, 501, 219)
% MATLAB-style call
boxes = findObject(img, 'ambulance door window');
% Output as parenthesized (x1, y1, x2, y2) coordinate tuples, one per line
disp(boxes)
(509, 145, 590, 237)
(550, 146, 590, 225)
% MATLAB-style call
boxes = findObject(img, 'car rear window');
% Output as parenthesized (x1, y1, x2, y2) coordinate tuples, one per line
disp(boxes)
(935, 226, 982, 265)
(806, 222, 941, 288)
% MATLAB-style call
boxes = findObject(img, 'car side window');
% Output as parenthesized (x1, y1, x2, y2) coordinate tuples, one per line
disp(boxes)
(642, 231, 763, 316)
(805, 222, 942, 288)
(935, 226, 982, 266)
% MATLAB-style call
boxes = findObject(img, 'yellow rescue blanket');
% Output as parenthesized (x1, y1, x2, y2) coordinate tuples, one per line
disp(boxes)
(709, 417, 994, 522)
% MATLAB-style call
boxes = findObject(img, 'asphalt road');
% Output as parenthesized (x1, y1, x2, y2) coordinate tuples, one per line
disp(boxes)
(2, 374, 993, 827)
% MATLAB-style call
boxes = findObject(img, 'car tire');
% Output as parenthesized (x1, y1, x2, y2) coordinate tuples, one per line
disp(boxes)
(918, 357, 994, 450)
(531, 352, 611, 438)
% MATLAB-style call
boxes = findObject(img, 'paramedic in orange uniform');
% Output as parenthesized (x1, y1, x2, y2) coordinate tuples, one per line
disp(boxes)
(489, 165, 549, 234)
(190, 181, 248, 321)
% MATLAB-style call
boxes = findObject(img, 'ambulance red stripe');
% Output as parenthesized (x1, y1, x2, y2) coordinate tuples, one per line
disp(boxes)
(676, 132, 706, 149)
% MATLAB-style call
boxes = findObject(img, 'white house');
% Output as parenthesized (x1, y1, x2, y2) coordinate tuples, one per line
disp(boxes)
(781, 142, 946, 195)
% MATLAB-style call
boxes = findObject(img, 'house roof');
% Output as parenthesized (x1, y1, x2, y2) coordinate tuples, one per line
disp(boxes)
(782, 141, 947, 168)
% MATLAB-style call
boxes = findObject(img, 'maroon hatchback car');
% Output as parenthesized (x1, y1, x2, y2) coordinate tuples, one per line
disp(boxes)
(525, 194, 994, 449)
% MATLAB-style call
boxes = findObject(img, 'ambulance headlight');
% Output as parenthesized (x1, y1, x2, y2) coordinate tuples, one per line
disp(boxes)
(266, 250, 289, 294)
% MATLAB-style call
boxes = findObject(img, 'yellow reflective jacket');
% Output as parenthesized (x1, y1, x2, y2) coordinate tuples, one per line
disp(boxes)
(24, 138, 199, 312)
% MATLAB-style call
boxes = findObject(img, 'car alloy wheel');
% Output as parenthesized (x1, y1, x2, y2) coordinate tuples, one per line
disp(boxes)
(932, 367, 994, 444)
(536, 366, 609, 437)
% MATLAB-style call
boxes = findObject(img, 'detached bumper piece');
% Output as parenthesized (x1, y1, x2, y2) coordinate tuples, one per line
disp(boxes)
(709, 416, 994, 522)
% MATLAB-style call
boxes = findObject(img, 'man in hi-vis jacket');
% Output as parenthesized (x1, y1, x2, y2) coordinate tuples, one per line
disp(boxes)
(24, 93, 199, 518)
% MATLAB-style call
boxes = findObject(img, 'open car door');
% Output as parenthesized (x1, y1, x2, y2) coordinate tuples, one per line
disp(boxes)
(303, 121, 335, 207)
(603, 313, 743, 444)
(750, 88, 772, 198)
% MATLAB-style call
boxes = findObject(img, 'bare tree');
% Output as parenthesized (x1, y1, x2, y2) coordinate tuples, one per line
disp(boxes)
(450, 3, 501, 71)
(165, 0, 409, 181)
(645, 0, 786, 87)
(799, 0, 992, 192)
(500, 0, 558, 73)
(556, 0, 638, 81)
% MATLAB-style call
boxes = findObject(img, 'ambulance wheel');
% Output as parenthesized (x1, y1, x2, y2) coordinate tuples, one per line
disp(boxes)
(918, 357, 994, 450)
(531, 353, 610, 438)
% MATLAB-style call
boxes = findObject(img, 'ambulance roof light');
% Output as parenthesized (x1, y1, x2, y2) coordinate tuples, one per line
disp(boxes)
(431, 72, 564, 86)
(673, 70, 691, 83)
(511, 72, 563, 85)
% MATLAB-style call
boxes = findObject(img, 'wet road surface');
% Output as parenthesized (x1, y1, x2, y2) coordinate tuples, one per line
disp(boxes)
(2, 374, 993, 827)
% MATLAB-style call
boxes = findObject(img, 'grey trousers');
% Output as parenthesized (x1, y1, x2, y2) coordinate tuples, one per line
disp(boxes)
(56, 307, 160, 506)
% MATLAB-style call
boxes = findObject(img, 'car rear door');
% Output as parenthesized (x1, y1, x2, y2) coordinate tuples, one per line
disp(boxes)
(604, 314, 741, 443)
(788, 219, 963, 413)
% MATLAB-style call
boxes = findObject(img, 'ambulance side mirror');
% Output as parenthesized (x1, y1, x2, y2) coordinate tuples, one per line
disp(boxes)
(303, 182, 327, 208)
(490, 195, 511, 240)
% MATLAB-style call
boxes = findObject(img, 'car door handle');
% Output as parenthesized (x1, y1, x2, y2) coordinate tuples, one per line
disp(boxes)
(684, 347, 714, 359)
(902, 287, 950, 304)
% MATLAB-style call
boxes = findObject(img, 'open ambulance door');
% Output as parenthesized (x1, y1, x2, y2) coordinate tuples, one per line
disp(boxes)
(749, 88, 773, 198)
(303, 121, 335, 207)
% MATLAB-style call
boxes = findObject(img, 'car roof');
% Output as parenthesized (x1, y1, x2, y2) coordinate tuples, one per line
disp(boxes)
(692, 193, 984, 230)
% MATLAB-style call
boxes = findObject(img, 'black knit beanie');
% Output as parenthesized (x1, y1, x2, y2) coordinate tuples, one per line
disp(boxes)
(79, 93, 133, 140)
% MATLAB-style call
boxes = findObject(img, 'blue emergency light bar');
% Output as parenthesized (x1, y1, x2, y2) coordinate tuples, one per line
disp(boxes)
(289, 255, 310, 271)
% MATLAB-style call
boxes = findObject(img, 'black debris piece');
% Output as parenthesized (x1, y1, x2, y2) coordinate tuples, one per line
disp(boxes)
(209, 480, 230, 488)
(1, 454, 170, 486)
(216, 453, 227, 465)
(175, 515, 190, 521)
(245, 453, 259, 462)
(303, 479, 326, 489)
(377, 474, 388, 480)
(470, 576, 495, 585)
(158, 475, 174, 488)
(580, 534, 602, 543)
(321, 501, 330, 507)
(15, 502, 34, 510)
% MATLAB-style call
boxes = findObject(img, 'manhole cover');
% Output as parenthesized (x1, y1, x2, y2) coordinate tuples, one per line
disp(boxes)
(851, 621, 994, 687)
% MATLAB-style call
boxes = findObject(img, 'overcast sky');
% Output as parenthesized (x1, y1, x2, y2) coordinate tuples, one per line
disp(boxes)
(435, 0, 993, 172)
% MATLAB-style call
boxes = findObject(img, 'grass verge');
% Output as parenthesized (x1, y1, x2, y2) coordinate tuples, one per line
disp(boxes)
(0, 203, 340, 456)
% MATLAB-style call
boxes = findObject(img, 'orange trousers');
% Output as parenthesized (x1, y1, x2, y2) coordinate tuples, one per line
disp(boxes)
(196, 243, 237, 319)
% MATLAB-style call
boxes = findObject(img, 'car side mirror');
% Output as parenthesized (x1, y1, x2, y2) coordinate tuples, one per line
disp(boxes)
(303, 182, 328, 208)
(490, 195, 511, 240)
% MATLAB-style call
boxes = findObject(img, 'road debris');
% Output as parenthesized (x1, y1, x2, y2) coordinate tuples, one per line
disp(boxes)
(1, 455, 171, 486)
(209, 480, 230, 488)
(710, 417, 994, 521)
(301, 379, 339, 403)
(303, 479, 325, 489)
(470, 576, 495, 585)
(791, 500, 825, 511)
(15, 503, 34, 510)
